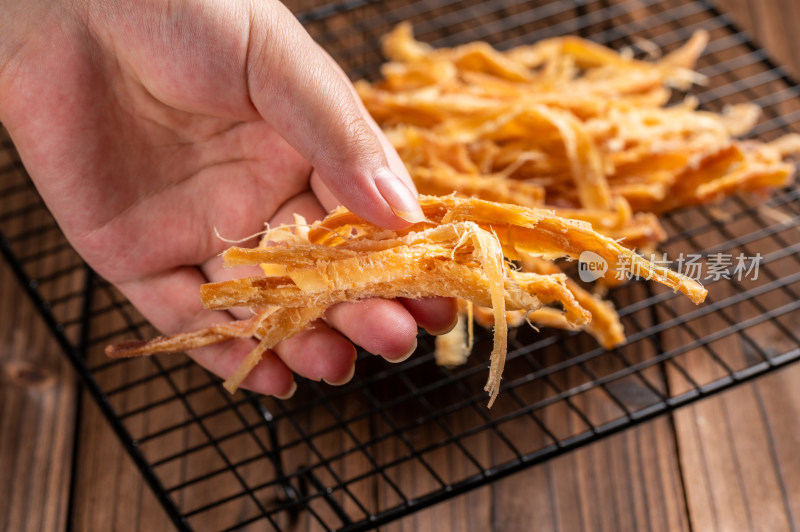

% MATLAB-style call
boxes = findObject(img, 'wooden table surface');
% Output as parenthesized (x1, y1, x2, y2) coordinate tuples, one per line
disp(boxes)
(2, 0, 800, 530)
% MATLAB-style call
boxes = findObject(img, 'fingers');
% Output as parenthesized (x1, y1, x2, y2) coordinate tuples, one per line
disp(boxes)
(149, 189, 458, 397)
(193, 340, 297, 398)
(120, 243, 456, 395)
(116, 267, 296, 397)
(118, 266, 355, 394)
(273, 322, 358, 385)
(199, 190, 354, 386)
(324, 299, 420, 362)
(202, 190, 419, 378)
(213, 190, 456, 370)
(400, 297, 459, 335)
(245, 0, 424, 228)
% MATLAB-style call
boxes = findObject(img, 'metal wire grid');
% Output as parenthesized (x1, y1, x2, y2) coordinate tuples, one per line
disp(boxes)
(1, 0, 799, 530)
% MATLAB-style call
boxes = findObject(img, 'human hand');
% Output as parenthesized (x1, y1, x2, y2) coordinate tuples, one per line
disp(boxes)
(0, 0, 457, 397)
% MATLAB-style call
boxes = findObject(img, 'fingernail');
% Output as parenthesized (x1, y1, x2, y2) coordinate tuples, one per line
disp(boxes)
(424, 314, 459, 336)
(323, 364, 356, 386)
(274, 381, 297, 400)
(387, 338, 417, 364)
(374, 168, 425, 223)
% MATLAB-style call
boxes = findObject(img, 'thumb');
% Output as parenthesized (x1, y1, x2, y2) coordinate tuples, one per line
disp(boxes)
(245, 1, 424, 229)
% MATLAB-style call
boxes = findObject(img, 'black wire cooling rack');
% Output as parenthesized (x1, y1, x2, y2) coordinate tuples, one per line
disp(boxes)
(2, 0, 800, 530)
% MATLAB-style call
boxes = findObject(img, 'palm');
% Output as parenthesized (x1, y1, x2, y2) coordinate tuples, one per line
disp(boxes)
(54, 94, 312, 284)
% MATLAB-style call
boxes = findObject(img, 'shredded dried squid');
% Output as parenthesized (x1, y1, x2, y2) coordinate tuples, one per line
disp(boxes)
(358, 24, 800, 240)
(356, 24, 799, 364)
(107, 196, 705, 406)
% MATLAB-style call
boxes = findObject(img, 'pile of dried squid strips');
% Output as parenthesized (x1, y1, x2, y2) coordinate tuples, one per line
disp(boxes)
(355, 23, 799, 360)
(359, 24, 799, 227)
(107, 26, 798, 406)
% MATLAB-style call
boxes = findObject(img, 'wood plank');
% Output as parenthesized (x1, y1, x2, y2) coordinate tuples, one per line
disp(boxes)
(69, 293, 191, 532)
(0, 140, 81, 532)
(69, 390, 175, 531)
(376, 353, 493, 532)
(70, 293, 279, 531)
(659, 215, 800, 531)
(277, 377, 381, 531)
(715, 0, 800, 77)
(673, 369, 800, 532)
(497, 295, 688, 532)
(69, 280, 263, 530)
(754, 365, 800, 526)
(376, 317, 689, 531)
(375, 404, 689, 532)
(663, 2, 800, 531)
(0, 261, 77, 532)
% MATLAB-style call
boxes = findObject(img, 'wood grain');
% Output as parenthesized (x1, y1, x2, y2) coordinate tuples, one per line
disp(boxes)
(716, 0, 800, 78)
(0, 261, 77, 532)
(69, 393, 175, 531)
(666, 2, 800, 531)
